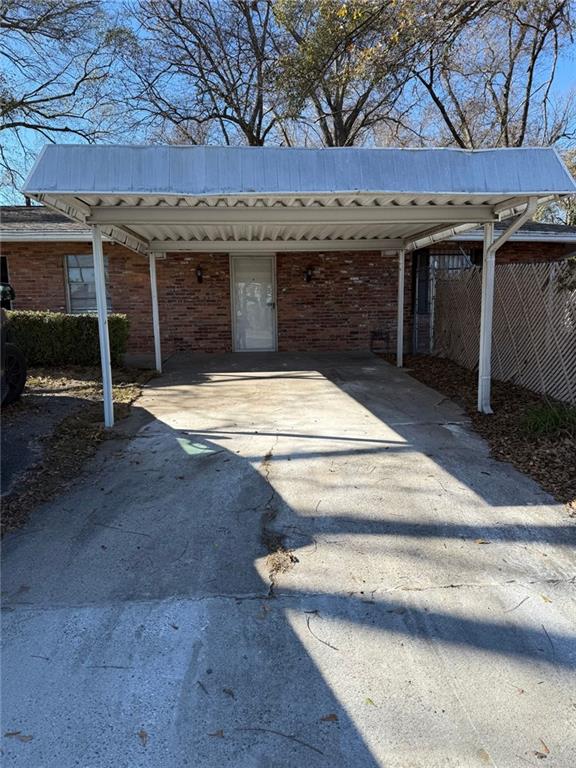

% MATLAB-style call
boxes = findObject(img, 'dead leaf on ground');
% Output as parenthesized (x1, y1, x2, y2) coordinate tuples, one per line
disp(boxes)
(320, 713, 338, 722)
(385, 355, 576, 510)
(137, 729, 149, 747)
(209, 729, 224, 738)
(541, 595, 553, 603)
(364, 698, 377, 707)
(536, 738, 550, 756)
(4, 731, 33, 742)
(474, 539, 490, 545)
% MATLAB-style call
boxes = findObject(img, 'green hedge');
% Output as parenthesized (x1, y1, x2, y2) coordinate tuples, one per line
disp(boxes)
(5, 310, 129, 367)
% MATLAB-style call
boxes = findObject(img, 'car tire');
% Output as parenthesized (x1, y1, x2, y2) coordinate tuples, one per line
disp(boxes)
(2, 343, 27, 405)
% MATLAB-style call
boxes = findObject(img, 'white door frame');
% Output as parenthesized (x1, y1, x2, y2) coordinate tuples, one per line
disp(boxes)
(229, 253, 278, 352)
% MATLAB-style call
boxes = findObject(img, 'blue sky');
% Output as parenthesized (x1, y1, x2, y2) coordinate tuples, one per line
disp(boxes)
(2, 16, 575, 204)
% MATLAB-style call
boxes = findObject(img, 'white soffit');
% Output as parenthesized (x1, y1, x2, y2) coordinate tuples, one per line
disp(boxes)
(22, 145, 576, 255)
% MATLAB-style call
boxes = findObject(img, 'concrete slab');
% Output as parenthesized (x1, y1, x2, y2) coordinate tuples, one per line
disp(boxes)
(2, 353, 575, 767)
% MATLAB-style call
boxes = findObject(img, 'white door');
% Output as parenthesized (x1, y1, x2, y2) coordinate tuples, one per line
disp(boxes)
(231, 256, 277, 351)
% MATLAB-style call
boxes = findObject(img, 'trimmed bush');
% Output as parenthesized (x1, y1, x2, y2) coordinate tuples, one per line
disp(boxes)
(5, 310, 130, 367)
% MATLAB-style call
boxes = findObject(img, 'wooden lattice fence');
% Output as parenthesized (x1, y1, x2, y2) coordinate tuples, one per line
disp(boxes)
(433, 261, 576, 404)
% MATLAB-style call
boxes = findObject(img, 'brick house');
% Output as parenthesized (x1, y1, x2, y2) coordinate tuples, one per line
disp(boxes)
(3, 144, 574, 423)
(2, 205, 575, 363)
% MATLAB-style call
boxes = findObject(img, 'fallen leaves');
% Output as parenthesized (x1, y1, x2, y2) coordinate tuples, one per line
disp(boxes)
(390, 355, 576, 509)
(534, 738, 550, 759)
(4, 731, 33, 742)
(137, 729, 149, 747)
(2, 366, 152, 536)
(320, 713, 338, 722)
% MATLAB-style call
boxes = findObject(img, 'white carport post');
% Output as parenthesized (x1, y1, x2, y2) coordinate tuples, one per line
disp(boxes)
(91, 224, 114, 428)
(149, 253, 162, 373)
(477, 197, 539, 414)
(396, 248, 406, 367)
(477, 223, 496, 413)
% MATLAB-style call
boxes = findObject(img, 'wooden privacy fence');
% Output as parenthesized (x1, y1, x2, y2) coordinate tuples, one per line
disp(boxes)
(433, 261, 576, 404)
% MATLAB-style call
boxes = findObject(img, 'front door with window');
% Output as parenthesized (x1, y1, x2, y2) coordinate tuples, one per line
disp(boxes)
(231, 256, 276, 351)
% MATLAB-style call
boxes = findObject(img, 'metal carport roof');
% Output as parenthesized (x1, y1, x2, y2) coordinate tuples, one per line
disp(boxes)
(19, 144, 576, 428)
(22, 146, 576, 256)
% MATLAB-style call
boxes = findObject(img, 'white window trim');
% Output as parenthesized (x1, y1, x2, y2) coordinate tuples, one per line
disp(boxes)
(64, 253, 111, 314)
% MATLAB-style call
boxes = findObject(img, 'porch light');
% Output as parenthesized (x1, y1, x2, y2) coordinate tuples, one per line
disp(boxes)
(305, 266, 314, 283)
(196, 265, 203, 283)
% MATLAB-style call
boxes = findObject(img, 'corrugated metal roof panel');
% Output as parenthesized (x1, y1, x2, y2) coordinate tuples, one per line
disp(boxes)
(23, 145, 576, 197)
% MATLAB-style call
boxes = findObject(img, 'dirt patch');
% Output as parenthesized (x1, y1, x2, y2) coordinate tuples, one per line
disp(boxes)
(259, 447, 298, 593)
(385, 355, 576, 513)
(1, 367, 153, 535)
(261, 509, 298, 577)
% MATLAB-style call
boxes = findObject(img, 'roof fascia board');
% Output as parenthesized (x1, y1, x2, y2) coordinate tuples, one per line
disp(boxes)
(5, 229, 574, 245)
(452, 232, 576, 243)
(0, 232, 98, 243)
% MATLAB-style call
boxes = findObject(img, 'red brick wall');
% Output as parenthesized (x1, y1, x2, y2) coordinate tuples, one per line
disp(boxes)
(2, 242, 68, 312)
(1, 243, 233, 356)
(158, 252, 232, 354)
(3, 237, 568, 359)
(429, 239, 571, 264)
(276, 251, 411, 353)
(496, 241, 570, 264)
(1, 241, 155, 355)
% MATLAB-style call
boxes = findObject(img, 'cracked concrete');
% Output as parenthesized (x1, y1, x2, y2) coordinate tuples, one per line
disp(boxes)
(2, 352, 575, 768)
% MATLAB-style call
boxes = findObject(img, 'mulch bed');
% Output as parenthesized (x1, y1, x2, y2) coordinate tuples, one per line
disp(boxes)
(1, 367, 153, 535)
(382, 355, 576, 513)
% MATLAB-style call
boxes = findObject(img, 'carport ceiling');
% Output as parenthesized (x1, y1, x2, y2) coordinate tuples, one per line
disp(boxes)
(23, 146, 576, 256)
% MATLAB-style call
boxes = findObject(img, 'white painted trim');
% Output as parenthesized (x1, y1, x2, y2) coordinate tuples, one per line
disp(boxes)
(230, 254, 277, 353)
(452, 231, 576, 243)
(91, 225, 114, 428)
(25, 193, 150, 256)
(405, 222, 485, 252)
(396, 249, 405, 368)
(88, 205, 498, 226)
(0, 232, 99, 242)
(491, 198, 539, 253)
(150, 239, 405, 253)
(149, 253, 162, 373)
(3, 229, 576, 246)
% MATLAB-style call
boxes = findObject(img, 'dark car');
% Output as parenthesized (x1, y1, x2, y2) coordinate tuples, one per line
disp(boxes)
(1, 284, 27, 405)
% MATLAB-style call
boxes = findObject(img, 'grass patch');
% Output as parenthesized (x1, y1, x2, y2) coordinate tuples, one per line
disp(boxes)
(521, 404, 576, 438)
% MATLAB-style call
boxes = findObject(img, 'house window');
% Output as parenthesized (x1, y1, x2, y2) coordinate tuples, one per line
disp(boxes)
(65, 254, 110, 313)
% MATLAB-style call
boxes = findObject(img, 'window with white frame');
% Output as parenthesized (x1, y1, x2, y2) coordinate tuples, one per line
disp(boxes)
(65, 254, 111, 313)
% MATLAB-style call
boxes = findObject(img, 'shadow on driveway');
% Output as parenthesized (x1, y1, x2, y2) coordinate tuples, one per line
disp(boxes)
(2, 353, 575, 767)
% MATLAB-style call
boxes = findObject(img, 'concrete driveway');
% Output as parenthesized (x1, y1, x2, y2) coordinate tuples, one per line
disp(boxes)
(2, 353, 575, 767)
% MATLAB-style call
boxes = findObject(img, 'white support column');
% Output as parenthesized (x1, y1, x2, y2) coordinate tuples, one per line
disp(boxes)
(149, 253, 162, 373)
(396, 248, 406, 367)
(91, 224, 114, 428)
(478, 222, 495, 414)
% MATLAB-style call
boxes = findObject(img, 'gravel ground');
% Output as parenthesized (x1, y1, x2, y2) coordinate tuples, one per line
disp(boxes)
(392, 355, 576, 513)
(1, 367, 152, 535)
